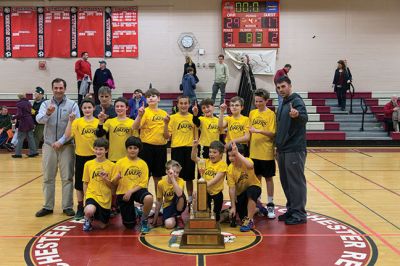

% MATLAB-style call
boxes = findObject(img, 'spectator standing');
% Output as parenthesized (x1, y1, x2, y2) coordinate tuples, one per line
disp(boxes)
(211, 54, 229, 105)
(32, 87, 46, 149)
(183, 56, 199, 83)
(332, 60, 352, 111)
(93, 60, 114, 105)
(274, 64, 291, 108)
(181, 67, 197, 104)
(75, 52, 92, 106)
(384, 95, 400, 132)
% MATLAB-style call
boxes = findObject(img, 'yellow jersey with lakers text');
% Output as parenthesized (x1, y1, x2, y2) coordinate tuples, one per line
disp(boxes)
(140, 107, 168, 145)
(168, 113, 195, 147)
(83, 159, 116, 209)
(203, 159, 228, 195)
(224, 115, 250, 144)
(114, 157, 149, 195)
(227, 158, 261, 196)
(103, 117, 137, 162)
(71, 117, 99, 156)
(198, 116, 221, 147)
(157, 176, 185, 208)
(249, 108, 276, 160)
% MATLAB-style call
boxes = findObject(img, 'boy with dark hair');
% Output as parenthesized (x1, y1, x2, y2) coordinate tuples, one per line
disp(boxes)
(164, 95, 195, 201)
(191, 140, 227, 221)
(82, 138, 116, 231)
(227, 142, 261, 232)
(181, 67, 197, 104)
(249, 88, 277, 219)
(113, 136, 154, 233)
(153, 160, 186, 229)
(94, 86, 116, 119)
(133, 88, 168, 196)
(128, 89, 146, 119)
(192, 98, 220, 159)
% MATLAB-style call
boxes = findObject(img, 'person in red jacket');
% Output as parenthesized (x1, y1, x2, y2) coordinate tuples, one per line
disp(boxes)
(383, 95, 400, 132)
(274, 64, 291, 107)
(75, 51, 92, 105)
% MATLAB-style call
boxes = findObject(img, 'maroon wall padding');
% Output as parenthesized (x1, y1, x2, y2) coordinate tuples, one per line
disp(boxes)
(306, 131, 346, 140)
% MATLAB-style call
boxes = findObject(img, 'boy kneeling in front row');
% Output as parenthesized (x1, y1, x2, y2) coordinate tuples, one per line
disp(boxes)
(227, 143, 262, 232)
(152, 160, 187, 229)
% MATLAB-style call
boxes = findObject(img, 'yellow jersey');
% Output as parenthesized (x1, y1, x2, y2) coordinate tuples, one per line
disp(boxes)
(224, 115, 250, 144)
(198, 116, 220, 147)
(140, 107, 168, 145)
(114, 157, 149, 195)
(227, 158, 261, 196)
(168, 113, 195, 147)
(71, 117, 99, 156)
(103, 117, 136, 162)
(203, 159, 228, 195)
(83, 159, 116, 209)
(249, 108, 276, 160)
(157, 176, 185, 208)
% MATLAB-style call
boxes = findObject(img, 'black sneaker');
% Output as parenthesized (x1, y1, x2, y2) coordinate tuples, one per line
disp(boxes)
(74, 206, 84, 220)
(278, 212, 292, 222)
(285, 216, 307, 225)
(63, 208, 76, 216)
(35, 208, 53, 217)
(28, 153, 39, 158)
(11, 154, 22, 158)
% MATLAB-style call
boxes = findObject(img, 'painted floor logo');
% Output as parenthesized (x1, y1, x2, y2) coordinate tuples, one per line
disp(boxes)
(25, 207, 377, 266)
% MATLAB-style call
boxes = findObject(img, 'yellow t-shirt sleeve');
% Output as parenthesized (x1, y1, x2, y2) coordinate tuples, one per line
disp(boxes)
(167, 116, 173, 135)
(244, 117, 250, 133)
(103, 119, 110, 132)
(226, 165, 236, 188)
(82, 161, 90, 183)
(138, 161, 149, 188)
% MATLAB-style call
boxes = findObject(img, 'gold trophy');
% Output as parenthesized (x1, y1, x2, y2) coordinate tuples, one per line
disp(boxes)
(180, 159, 225, 249)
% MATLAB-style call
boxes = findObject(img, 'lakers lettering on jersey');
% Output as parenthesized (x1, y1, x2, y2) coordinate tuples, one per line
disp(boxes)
(71, 117, 99, 156)
(140, 108, 168, 145)
(114, 157, 149, 195)
(249, 108, 276, 160)
(168, 113, 194, 147)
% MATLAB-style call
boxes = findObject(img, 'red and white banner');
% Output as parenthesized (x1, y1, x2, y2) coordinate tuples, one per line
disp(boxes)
(11, 7, 38, 58)
(44, 7, 70, 58)
(110, 7, 138, 58)
(78, 7, 104, 57)
(0, 8, 4, 57)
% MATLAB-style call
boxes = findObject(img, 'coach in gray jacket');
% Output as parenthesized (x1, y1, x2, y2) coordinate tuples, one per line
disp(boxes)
(35, 78, 80, 217)
(275, 76, 308, 225)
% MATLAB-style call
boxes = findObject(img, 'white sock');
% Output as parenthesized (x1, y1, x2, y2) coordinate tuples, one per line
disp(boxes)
(268, 197, 274, 204)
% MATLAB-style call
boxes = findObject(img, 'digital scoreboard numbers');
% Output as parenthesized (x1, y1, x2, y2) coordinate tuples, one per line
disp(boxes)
(222, 0, 280, 48)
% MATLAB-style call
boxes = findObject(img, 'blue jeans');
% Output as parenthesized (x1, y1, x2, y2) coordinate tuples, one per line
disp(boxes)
(211, 82, 226, 105)
(15, 130, 37, 155)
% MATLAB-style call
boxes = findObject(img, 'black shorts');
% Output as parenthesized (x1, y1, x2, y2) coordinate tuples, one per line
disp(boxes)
(197, 145, 210, 159)
(171, 146, 195, 181)
(226, 144, 249, 164)
(117, 188, 152, 228)
(85, 198, 111, 224)
(75, 154, 96, 191)
(236, 185, 262, 220)
(162, 194, 187, 220)
(252, 159, 276, 178)
(140, 143, 167, 178)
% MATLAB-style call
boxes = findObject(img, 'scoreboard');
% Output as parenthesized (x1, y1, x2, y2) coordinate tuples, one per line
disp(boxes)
(222, 0, 280, 48)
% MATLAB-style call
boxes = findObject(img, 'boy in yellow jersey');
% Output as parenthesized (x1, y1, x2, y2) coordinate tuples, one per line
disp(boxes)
(227, 142, 262, 232)
(191, 140, 227, 221)
(63, 98, 98, 220)
(192, 98, 221, 159)
(152, 160, 186, 229)
(132, 88, 168, 196)
(218, 96, 250, 162)
(249, 89, 277, 219)
(164, 96, 195, 201)
(82, 138, 116, 231)
(113, 136, 153, 233)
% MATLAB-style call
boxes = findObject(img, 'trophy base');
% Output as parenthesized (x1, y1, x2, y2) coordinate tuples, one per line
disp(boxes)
(180, 218, 225, 249)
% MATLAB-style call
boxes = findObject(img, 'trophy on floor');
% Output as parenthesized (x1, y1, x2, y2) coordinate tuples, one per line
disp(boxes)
(180, 159, 225, 249)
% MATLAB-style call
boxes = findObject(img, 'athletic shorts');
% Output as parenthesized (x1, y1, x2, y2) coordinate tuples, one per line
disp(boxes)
(75, 154, 96, 190)
(162, 194, 187, 220)
(117, 188, 152, 229)
(207, 191, 224, 221)
(236, 185, 262, 220)
(140, 143, 167, 178)
(85, 198, 111, 224)
(171, 146, 195, 181)
(252, 159, 276, 178)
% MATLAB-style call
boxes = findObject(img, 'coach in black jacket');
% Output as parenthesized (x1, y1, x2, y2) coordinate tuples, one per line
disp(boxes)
(275, 76, 308, 225)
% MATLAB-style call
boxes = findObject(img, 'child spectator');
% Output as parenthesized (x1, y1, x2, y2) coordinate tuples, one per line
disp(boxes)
(82, 138, 116, 231)
(0, 106, 14, 151)
(191, 140, 227, 221)
(181, 67, 197, 104)
(164, 96, 195, 202)
(128, 89, 146, 119)
(227, 142, 261, 232)
(152, 160, 186, 229)
(113, 137, 153, 233)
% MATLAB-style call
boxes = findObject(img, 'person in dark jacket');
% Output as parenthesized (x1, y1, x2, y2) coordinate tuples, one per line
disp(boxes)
(12, 94, 37, 158)
(181, 67, 197, 104)
(183, 56, 199, 83)
(32, 87, 46, 149)
(128, 89, 146, 119)
(275, 76, 308, 225)
(93, 60, 114, 105)
(0, 106, 13, 150)
(332, 60, 352, 111)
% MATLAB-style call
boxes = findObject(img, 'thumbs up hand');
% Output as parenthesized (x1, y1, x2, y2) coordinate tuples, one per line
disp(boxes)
(289, 103, 299, 118)
(138, 102, 145, 117)
(46, 100, 56, 116)
(192, 101, 199, 116)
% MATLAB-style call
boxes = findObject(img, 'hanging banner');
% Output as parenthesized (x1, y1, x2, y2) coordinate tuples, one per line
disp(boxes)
(77, 7, 104, 57)
(3, 7, 11, 58)
(109, 7, 138, 58)
(0, 7, 3, 58)
(44, 7, 70, 58)
(225, 48, 276, 75)
(37, 7, 44, 58)
(11, 7, 38, 58)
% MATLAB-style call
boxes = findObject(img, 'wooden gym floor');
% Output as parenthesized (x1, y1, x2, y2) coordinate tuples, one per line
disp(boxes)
(0, 148, 399, 265)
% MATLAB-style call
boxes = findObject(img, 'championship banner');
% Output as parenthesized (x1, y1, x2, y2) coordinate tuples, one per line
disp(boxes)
(109, 7, 138, 58)
(3, 7, 11, 58)
(11, 7, 38, 58)
(44, 7, 70, 58)
(224, 48, 276, 75)
(77, 7, 104, 57)
(0, 8, 4, 57)
(37, 7, 44, 58)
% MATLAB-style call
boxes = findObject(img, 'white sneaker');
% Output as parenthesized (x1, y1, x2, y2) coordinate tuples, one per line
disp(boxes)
(266, 203, 276, 219)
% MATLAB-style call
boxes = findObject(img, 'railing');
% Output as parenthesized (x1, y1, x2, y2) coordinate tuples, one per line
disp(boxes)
(349, 83, 355, 114)
(359, 98, 369, 131)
